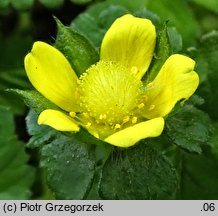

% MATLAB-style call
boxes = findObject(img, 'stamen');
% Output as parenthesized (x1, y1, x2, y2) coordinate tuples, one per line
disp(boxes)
(114, 124, 121, 129)
(78, 60, 143, 126)
(132, 116, 138, 124)
(147, 83, 154, 89)
(138, 103, 145, 109)
(149, 105, 155, 110)
(131, 66, 138, 75)
(69, 112, 76, 118)
(123, 116, 130, 124)
(143, 95, 148, 102)
(86, 122, 92, 128)
(83, 113, 89, 118)
(99, 114, 107, 120)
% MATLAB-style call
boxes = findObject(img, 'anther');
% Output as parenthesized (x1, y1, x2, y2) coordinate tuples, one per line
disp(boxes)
(69, 112, 76, 118)
(95, 119, 100, 124)
(132, 117, 138, 124)
(131, 66, 138, 75)
(99, 114, 107, 120)
(138, 103, 145, 109)
(123, 116, 130, 124)
(83, 112, 89, 118)
(149, 104, 155, 110)
(147, 83, 154, 89)
(86, 122, 92, 128)
(143, 95, 148, 102)
(115, 124, 121, 129)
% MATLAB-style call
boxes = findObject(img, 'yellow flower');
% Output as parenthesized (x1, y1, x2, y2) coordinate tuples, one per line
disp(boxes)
(24, 14, 199, 148)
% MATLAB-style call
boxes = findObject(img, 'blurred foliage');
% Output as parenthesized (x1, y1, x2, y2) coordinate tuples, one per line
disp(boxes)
(193, 31, 218, 120)
(0, 107, 34, 199)
(0, 0, 218, 200)
(191, 0, 218, 14)
(0, 35, 32, 114)
(180, 149, 218, 199)
(0, 0, 94, 10)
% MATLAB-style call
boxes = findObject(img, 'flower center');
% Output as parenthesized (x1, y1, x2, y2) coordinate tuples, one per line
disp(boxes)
(78, 61, 143, 128)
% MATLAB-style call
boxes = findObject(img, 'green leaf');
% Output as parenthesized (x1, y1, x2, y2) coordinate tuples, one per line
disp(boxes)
(9, 89, 59, 114)
(191, 0, 218, 14)
(193, 31, 218, 120)
(167, 27, 183, 53)
(166, 105, 213, 154)
(0, 107, 34, 199)
(134, 8, 161, 26)
(71, 13, 105, 48)
(97, 5, 129, 30)
(180, 150, 218, 199)
(146, 23, 172, 81)
(55, 18, 99, 76)
(100, 142, 178, 199)
(107, 0, 149, 12)
(86, 170, 102, 199)
(39, 0, 64, 8)
(26, 110, 58, 149)
(41, 135, 95, 199)
(71, 4, 128, 48)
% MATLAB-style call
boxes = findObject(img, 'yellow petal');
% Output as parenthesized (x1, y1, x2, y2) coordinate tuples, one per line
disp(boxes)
(38, 109, 80, 132)
(25, 41, 79, 112)
(100, 14, 156, 79)
(143, 54, 199, 119)
(104, 117, 164, 147)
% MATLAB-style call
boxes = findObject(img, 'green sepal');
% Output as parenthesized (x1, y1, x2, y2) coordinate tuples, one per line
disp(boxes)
(167, 27, 183, 53)
(146, 22, 172, 82)
(55, 18, 99, 76)
(8, 89, 59, 114)
(99, 141, 178, 199)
